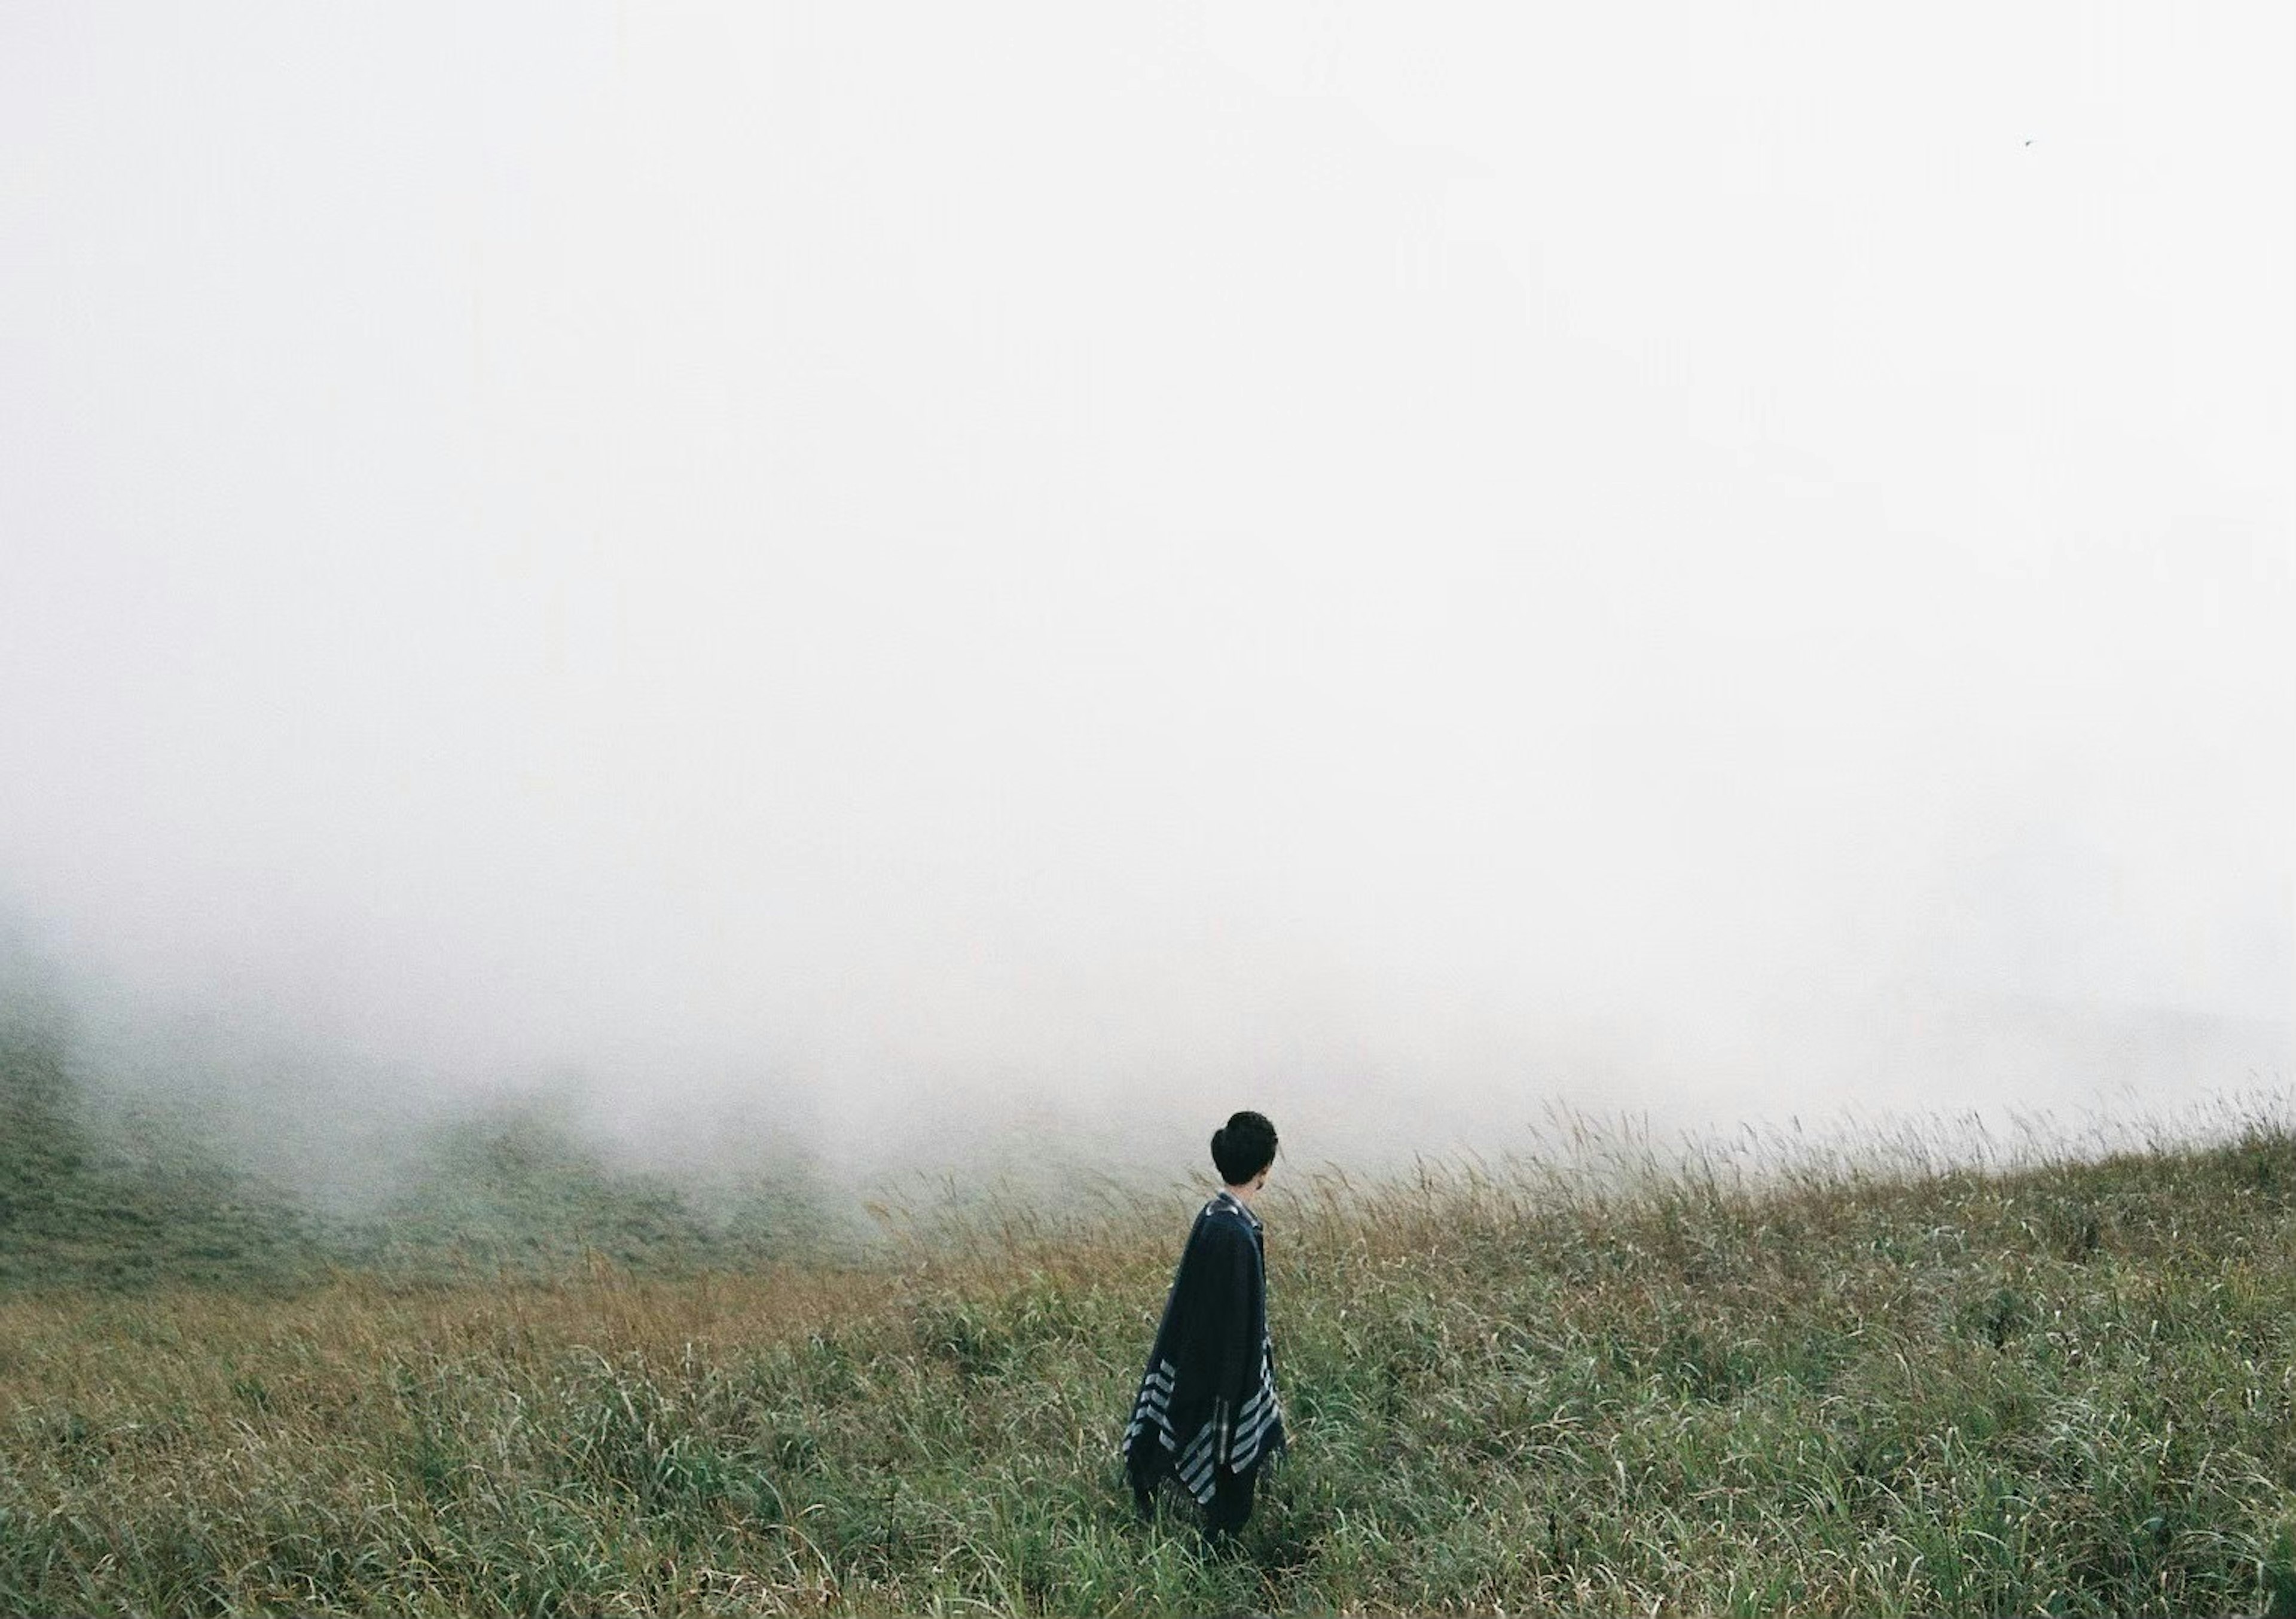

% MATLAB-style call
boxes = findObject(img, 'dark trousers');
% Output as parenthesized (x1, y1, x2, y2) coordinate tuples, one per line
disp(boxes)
(1203, 1464, 1257, 1539)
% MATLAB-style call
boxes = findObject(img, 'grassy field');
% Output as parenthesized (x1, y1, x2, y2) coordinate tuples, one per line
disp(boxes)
(7, 1030, 2296, 1614)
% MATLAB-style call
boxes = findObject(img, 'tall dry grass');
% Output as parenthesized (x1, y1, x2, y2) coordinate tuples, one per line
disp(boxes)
(7, 1102, 2296, 1614)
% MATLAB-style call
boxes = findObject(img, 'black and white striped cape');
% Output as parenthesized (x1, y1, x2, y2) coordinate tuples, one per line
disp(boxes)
(1120, 1189, 1284, 1508)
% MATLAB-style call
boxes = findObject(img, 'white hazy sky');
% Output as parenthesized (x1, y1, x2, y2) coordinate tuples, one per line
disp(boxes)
(4, 4, 2291, 1168)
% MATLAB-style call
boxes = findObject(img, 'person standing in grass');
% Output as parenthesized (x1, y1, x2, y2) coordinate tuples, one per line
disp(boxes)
(1122, 1110, 1285, 1543)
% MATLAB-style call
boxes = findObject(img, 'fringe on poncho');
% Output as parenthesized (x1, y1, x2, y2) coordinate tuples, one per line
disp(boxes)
(1120, 1189, 1284, 1507)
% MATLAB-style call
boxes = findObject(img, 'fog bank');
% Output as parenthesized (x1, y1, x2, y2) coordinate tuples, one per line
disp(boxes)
(2, 5, 2289, 1180)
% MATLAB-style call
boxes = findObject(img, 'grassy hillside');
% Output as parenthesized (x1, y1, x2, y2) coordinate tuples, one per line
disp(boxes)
(0, 1027, 851, 1288)
(5, 1068, 2296, 1615)
(0, 1028, 324, 1292)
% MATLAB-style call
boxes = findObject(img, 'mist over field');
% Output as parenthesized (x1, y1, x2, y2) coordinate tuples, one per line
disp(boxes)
(2, 5, 2291, 1199)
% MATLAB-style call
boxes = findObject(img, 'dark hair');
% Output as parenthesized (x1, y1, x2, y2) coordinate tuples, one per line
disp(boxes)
(1211, 1110, 1278, 1186)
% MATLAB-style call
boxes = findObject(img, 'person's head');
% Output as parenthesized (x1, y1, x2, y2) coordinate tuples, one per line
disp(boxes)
(1212, 1110, 1278, 1193)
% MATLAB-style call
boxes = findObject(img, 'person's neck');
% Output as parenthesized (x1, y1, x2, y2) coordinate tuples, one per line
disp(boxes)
(1223, 1182, 1259, 1206)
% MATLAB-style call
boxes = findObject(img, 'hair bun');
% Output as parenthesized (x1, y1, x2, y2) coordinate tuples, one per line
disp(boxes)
(1211, 1111, 1278, 1186)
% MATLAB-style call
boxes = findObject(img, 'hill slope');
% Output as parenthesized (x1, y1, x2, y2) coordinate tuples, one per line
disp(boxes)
(0, 1028, 322, 1290)
(5, 1096, 2296, 1614)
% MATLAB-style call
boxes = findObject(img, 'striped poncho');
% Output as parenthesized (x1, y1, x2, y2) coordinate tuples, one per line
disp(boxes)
(1120, 1189, 1284, 1509)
